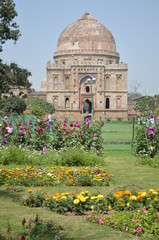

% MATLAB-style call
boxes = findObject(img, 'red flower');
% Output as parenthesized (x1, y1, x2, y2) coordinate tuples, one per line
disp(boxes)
(20, 235, 26, 240)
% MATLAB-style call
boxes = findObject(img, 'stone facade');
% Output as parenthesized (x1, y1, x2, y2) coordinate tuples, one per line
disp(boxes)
(41, 13, 128, 120)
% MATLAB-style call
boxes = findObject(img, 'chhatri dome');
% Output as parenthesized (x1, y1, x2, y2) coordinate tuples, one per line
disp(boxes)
(57, 12, 116, 53)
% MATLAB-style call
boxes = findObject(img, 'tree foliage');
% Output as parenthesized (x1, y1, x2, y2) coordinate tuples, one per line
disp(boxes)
(134, 95, 159, 117)
(0, 0, 21, 52)
(0, 95, 26, 114)
(0, 60, 32, 96)
(26, 97, 55, 117)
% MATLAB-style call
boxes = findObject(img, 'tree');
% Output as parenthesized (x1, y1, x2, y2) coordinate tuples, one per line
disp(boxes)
(128, 79, 143, 101)
(0, 95, 26, 114)
(0, 60, 32, 96)
(0, 0, 32, 97)
(0, 0, 21, 52)
(134, 95, 159, 117)
(26, 97, 55, 116)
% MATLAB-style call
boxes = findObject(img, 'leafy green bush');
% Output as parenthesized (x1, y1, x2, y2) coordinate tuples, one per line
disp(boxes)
(26, 96, 55, 115)
(0, 96, 26, 114)
(57, 147, 103, 166)
(30, 105, 45, 118)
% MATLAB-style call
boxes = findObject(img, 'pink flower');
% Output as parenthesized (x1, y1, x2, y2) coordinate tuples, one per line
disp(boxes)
(132, 219, 137, 224)
(142, 207, 146, 212)
(87, 214, 91, 219)
(136, 227, 142, 233)
(156, 116, 159, 121)
(153, 221, 157, 225)
(125, 226, 128, 232)
(94, 215, 98, 220)
(99, 219, 103, 225)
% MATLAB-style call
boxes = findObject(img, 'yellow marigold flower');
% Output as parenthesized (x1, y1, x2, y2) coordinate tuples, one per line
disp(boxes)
(91, 196, 97, 200)
(80, 197, 86, 203)
(131, 196, 137, 201)
(97, 194, 104, 200)
(137, 210, 141, 213)
(46, 198, 50, 201)
(154, 197, 158, 202)
(142, 192, 147, 197)
(149, 189, 154, 193)
(16, 168, 19, 171)
(80, 192, 85, 195)
(61, 196, 67, 200)
(127, 202, 129, 207)
(74, 199, 80, 205)
(91, 205, 94, 210)
(108, 205, 111, 211)
(153, 191, 157, 195)
(147, 198, 151, 200)
(149, 204, 153, 208)
(5, 183, 8, 187)
(28, 189, 32, 193)
(157, 188, 159, 192)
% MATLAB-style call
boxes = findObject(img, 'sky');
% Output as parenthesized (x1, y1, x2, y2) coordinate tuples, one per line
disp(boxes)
(1, 0, 159, 95)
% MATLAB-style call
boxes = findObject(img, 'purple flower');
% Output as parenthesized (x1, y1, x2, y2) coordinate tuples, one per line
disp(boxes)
(2, 138, 7, 143)
(86, 118, 91, 126)
(92, 133, 97, 137)
(48, 124, 51, 128)
(150, 115, 154, 119)
(72, 128, 76, 132)
(136, 227, 142, 233)
(148, 130, 155, 137)
(20, 235, 26, 240)
(101, 122, 104, 126)
(29, 120, 33, 125)
(70, 122, 74, 127)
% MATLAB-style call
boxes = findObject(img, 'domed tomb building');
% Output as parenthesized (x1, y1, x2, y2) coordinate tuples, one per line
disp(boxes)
(42, 13, 128, 120)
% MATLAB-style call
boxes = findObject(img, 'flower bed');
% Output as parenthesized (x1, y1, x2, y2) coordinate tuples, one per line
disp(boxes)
(0, 116, 104, 154)
(21, 188, 159, 215)
(87, 208, 159, 239)
(0, 166, 112, 187)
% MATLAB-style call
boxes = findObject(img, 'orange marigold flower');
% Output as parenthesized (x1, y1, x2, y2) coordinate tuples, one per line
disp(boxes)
(124, 190, 132, 197)
(118, 198, 124, 203)
(5, 183, 8, 187)
(24, 201, 27, 206)
(156, 188, 159, 192)
(137, 195, 142, 201)
(28, 189, 32, 193)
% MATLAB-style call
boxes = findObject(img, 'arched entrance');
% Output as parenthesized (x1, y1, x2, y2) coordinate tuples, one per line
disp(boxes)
(83, 99, 92, 113)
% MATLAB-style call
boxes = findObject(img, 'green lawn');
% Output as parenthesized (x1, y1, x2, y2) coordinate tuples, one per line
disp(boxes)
(0, 121, 158, 240)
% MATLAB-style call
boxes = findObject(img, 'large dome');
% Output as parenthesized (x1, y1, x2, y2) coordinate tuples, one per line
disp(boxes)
(57, 13, 116, 53)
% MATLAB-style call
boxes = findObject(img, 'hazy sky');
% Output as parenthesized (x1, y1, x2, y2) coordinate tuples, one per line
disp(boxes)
(1, 0, 159, 95)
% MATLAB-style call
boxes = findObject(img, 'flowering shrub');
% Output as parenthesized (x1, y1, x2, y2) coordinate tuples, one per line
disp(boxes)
(19, 215, 63, 240)
(87, 208, 159, 239)
(51, 118, 104, 154)
(134, 115, 159, 157)
(0, 116, 104, 154)
(1, 166, 112, 187)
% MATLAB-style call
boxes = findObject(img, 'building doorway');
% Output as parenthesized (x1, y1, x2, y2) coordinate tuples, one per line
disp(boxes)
(83, 99, 92, 113)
